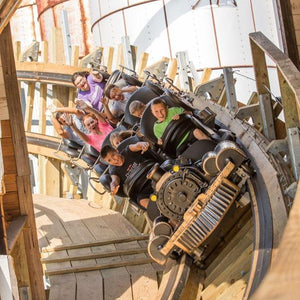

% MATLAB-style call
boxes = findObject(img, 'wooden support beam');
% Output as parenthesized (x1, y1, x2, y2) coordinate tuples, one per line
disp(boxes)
(6, 215, 27, 253)
(105, 46, 114, 74)
(50, 27, 65, 65)
(116, 44, 124, 69)
(137, 52, 149, 78)
(13, 41, 21, 62)
(199, 68, 212, 84)
(38, 84, 47, 134)
(250, 37, 276, 140)
(41, 247, 147, 263)
(277, 68, 300, 129)
(0, 23, 45, 300)
(23, 82, 35, 132)
(166, 58, 177, 81)
(45, 257, 153, 276)
(42, 235, 149, 252)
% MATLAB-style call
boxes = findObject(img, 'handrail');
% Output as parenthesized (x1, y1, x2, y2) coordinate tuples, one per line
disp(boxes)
(249, 32, 300, 299)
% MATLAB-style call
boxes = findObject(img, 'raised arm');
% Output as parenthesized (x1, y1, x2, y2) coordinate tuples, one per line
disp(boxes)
(122, 85, 138, 93)
(55, 106, 83, 116)
(65, 113, 89, 143)
(50, 114, 70, 139)
(129, 141, 149, 154)
(110, 174, 121, 195)
(101, 97, 118, 124)
(75, 99, 107, 124)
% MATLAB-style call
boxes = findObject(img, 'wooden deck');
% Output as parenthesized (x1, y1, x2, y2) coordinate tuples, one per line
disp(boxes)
(34, 194, 160, 300)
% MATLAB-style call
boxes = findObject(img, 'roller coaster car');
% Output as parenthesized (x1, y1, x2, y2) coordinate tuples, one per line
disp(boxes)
(146, 140, 253, 266)
(105, 66, 143, 89)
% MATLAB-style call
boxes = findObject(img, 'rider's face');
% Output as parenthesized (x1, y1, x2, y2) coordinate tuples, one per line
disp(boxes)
(104, 151, 124, 166)
(151, 103, 167, 122)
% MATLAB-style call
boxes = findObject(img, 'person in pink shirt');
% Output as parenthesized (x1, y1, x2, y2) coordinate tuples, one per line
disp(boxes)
(65, 100, 114, 152)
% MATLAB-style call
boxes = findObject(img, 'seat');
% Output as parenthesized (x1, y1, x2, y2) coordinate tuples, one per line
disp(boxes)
(123, 86, 160, 126)
(80, 144, 100, 166)
(139, 95, 176, 143)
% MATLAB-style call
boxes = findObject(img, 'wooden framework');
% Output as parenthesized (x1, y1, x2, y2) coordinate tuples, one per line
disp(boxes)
(248, 31, 300, 299)
(0, 24, 45, 299)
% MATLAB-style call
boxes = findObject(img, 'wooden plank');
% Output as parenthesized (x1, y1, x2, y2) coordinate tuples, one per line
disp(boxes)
(116, 241, 159, 300)
(42, 235, 149, 252)
(58, 205, 104, 300)
(199, 68, 212, 84)
(116, 44, 124, 70)
(2, 174, 17, 192)
(41, 247, 147, 263)
(24, 82, 35, 132)
(166, 58, 177, 81)
(50, 27, 65, 65)
(137, 52, 149, 78)
(10, 231, 30, 288)
(71, 45, 79, 67)
(82, 203, 135, 300)
(277, 68, 299, 128)
(45, 258, 153, 276)
(104, 46, 114, 74)
(250, 37, 271, 94)
(180, 264, 205, 300)
(35, 203, 76, 300)
(13, 41, 21, 61)
(38, 84, 47, 134)
(6, 215, 27, 252)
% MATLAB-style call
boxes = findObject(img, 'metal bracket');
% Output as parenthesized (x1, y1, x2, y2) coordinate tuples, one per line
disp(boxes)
(142, 59, 169, 81)
(60, 10, 72, 65)
(79, 48, 103, 68)
(121, 36, 135, 70)
(235, 103, 263, 128)
(287, 127, 300, 180)
(266, 138, 288, 155)
(223, 67, 238, 113)
(176, 51, 193, 92)
(259, 93, 276, 141)
(63, 162, 82, 186)
(21, 41, 39, 62)
(194, 75, 225, 100)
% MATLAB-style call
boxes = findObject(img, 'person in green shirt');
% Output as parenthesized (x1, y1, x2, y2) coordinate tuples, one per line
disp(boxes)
(151, 98, 210, 151)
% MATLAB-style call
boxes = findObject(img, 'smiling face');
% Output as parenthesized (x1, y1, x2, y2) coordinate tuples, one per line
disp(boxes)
(151, 103, 167, 122)
(109, 86, 124, 100)
(58, 115, 67, 125)
(74, 75, 89, 91)
(104, 151, 124, 166)
(83, 116, 98, 132)
(111, 136, 122, 148)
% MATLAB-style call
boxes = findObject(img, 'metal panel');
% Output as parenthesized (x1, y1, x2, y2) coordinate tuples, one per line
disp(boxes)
(124, 1, 170, 64)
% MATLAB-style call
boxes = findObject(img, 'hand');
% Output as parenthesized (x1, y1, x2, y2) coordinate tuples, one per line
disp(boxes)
(172, 114, 180, 120)
(64, 113, 73, 126)
(74, 98, 88, 109)
(101, 97, 109, 106)
(110, 183, 120, 195)
(47, 104, 57, 113)
(140, 142, 149, 154)
(157, 138, 163, 145)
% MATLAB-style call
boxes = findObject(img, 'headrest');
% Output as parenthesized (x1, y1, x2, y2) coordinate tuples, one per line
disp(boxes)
(101, 125, 128, 149)
(124, 86, 159, 126)
(139, 95, 176, 143)
(117, 135, 140, 153)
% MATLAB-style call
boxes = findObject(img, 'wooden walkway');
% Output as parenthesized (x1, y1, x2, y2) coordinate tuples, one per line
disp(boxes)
(34, 194, 160, 300)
